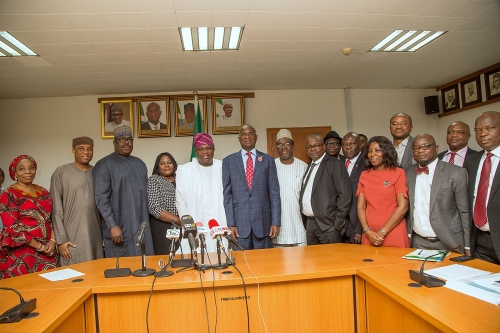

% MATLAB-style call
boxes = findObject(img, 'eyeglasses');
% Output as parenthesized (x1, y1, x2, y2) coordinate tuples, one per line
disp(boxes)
(276, 142, 293, 149)
(116, 137, 134, 143)
(306, 144, 324, 151)
(412, 143, 435, 152)
(325, 141, 340, 147)
(390, 121, 409, 127)
(341, 143, 357, 148)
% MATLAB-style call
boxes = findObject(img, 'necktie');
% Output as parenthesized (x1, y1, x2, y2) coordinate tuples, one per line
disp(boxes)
(415, 166, 429, 175)
(154, 125, 158, 130)
(473, 152, 493, 228)
(345, 160, 351, 169)
(303, 163, 317, 188)
(246, 151, 254, 189)
(448, 152, 456, 165)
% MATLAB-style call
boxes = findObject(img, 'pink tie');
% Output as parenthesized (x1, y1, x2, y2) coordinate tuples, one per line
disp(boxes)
(449, 152, 456, 165)
(345, 160, 351, 169)
(246, 151, 254, 189)
(473, 153, 492, 228)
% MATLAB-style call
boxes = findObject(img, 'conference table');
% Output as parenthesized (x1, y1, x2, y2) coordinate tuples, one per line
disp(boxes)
(1, 244, 499, 333)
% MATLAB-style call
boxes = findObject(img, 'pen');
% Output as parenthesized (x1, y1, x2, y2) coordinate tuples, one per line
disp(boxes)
(418, 249, 423, 255)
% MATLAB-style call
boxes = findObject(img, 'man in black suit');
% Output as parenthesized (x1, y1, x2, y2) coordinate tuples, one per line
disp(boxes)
(341, 132, 365, 244)
(437, 121, 477, 167)
(141, 102, 167, 130)
(390, 113, 415, 170)
(299, 134, 352, 245)
(464, 111, 500, 264)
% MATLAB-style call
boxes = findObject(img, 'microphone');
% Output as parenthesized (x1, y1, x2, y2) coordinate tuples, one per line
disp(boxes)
(104, 224, 144, 278)
(221, 226, 245, 251)
(409, 253, 447, 288)
(0, 287, 37, 323)
(135, 221, 148, 247)
(154, 225, 180, 278)
(196, 222, 209, 250)
(208, 219, 225, 251)
(181, 215, 198, 253)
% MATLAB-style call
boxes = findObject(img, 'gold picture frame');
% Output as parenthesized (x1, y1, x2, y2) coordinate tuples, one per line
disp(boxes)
(211, 95, 245, 135)
(137, 97, 170, 138)
(173, 96, 207, 137)
(101, 100, 134, 139)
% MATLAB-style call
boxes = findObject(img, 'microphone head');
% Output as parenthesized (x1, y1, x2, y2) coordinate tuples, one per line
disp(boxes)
(208, 219, 219, 229)
(221, 226, 232, 235)
(166, 228, 181, 240)
(181, 215, 195, 226)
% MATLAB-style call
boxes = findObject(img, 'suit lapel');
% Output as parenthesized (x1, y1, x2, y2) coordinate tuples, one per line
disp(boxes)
(468, 152, 482, 202)
(235, 152, 249, 191)
(429, 161, 445, 214)
(311, 155, 328, 195)
(251, 151, 263, 191)
(350, 154, 364, 181)
(489, 158, 500, 205)
(407, 167, 417, 218)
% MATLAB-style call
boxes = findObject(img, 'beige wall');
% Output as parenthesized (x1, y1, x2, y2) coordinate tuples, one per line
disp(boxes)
(1, 88, 499, 189)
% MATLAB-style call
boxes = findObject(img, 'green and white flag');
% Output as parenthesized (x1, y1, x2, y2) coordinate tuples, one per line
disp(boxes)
(139, 102, 147, 124)
(190, 99, 204, 161)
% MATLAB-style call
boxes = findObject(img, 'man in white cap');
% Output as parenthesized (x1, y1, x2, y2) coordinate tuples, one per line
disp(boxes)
(274, 129, 308, 247)
(217, 102, 240, 128)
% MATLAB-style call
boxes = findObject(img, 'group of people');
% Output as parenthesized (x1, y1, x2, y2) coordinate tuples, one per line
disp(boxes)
(1, 111, 500, 279)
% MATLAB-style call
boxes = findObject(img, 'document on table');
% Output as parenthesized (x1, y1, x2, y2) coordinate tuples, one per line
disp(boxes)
(425, 265, 500, 305)
(39, 268, 85, 281)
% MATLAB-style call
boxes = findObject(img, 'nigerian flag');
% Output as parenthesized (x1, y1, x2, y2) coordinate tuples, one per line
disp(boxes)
(190, 100, 204, 161)
(139, 102, 147, 124)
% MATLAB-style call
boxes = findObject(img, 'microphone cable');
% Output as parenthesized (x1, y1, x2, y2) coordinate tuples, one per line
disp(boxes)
(242, 250, 269, 333)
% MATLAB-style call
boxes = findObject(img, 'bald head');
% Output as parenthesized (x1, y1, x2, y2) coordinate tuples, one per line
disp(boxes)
(474, 111, 500, 151)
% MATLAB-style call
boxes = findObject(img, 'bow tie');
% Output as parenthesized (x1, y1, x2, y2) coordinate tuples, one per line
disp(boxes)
(415, 166, 429, 175)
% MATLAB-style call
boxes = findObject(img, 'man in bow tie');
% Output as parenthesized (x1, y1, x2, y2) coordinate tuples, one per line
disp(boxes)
(405, 133, 470, 254)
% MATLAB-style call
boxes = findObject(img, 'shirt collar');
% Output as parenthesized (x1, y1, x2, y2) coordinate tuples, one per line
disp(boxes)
(446, 146, 468, 158)
(312, 153, 326, 165)
(348, 152, 362, 163)
(486, 145, 500, 158)
(241, 148, 257, 158)
(418, 158, 438, 174)
(395, 136, 410, 148)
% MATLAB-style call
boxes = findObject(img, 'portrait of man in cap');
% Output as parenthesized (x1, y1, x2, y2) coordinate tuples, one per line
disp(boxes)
(101, 100, 133, 139)
(175, 97, 207, 136)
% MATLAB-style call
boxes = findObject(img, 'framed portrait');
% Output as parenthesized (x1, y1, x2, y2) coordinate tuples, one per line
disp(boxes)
(173, 96, 207, 137)
(101, 100, 134, 139)
(137, 97, 170, 138)
(485, 67, 500, 101)
(212, 95, 245, 135)
(441, 84, 459, 113)
(460, 76, 482, 107)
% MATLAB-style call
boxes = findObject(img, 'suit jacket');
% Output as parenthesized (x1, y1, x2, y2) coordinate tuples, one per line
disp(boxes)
(299, 154, 352, 232)
(399, 136, 415, 170)
(406, 160, 470, 252)
(346, 154, 365, 242)
(141, 122, 167, 130)
(464, 151, 500, 259)
(437, 147, 477, 164)
(222, 150, 281, 239)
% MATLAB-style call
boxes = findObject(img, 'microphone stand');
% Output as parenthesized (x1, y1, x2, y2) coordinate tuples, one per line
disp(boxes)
(212, 240, 228, 270)
(409, 252, 447, 288)
(132, 242, 156, 277)
(177, 240, 205, 273)
(198, 234, 212, 270)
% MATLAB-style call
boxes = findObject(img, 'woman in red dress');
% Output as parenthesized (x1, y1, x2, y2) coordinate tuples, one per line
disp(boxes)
(0, 155, 58, 279)
(356, 136, 410, 248)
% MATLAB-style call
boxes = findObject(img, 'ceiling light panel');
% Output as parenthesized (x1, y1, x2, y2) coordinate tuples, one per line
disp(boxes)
(0, 31, 37, 56)
(179, 26, 244, 51)
(370, 29, 447, 52)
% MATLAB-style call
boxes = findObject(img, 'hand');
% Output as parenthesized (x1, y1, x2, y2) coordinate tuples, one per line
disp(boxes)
(269, 226, 280, 238)
(58, 242, 77, 261)
(45, 239, 57, 254)
(465, 249, 471, 256)
(230, 227, 239, 238)
(110, 226, 123, 244)
(365, 230, 384, 247)
(354, 234, 362, 244)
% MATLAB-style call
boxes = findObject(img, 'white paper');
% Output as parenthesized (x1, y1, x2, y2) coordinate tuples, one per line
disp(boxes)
(469, 273, 500, 293)
(444, 280, 500, 305)
(425, 264, 491, 281)
(39, 268, 85, 281)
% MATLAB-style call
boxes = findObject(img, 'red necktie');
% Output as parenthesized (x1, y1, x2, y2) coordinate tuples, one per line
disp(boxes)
(448, 152, 456, 165)
(415, 166, 429, 175)
(246, 151, 254, 189)
(473, 153, 493, 228)
(345, 160, 351, 169)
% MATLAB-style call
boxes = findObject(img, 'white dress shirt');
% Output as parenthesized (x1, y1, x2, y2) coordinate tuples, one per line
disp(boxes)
(345, 152, 361, 176)
(301, 153, 326, 217)
(413, 159, 438, 238)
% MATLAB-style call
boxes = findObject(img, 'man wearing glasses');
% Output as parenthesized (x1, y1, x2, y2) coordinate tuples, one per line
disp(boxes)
(406, 133, 470, 254)
(104, 105, 130, 133)
(390, 113, 416, 170)
(324, 131, 345, 161)
(273, 129, 307, 247)
(93, 125, 154, 257)
(299, 134, 352, 245)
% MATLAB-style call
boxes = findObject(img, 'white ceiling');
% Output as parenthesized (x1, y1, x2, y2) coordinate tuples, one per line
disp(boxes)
(0, 0, 499, 99)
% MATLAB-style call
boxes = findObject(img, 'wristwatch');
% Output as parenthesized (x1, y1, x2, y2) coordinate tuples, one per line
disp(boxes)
(380, 229, 387, 236)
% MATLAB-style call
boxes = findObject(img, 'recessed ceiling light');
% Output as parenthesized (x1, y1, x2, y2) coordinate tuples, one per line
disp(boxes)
(0, 31, 37, 56)
(370, 29, 447, 52)
(179, 26, 244, 51)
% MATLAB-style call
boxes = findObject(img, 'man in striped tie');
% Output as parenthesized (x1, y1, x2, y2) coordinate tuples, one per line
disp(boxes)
(437, 121, 477, 167)
(464, 112, 500, 264)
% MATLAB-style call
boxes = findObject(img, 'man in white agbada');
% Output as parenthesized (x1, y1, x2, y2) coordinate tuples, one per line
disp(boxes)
(176, 133, 228, 254)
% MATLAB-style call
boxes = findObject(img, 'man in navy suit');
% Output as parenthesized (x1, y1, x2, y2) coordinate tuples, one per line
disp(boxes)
(222, 125, 281, 250)
(437, 121, 477, 167)
(341, 132, 365, 244)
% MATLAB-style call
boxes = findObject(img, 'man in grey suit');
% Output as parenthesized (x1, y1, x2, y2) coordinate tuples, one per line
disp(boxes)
(222, 124, 281, 250)
(341, 132, 365, 244)
(299, 134, 352, 245)
(406, 133, 470, 254)
(464, 111, 500, 264)
(390, 113, 415, 170)
(437, 121, 477, 167)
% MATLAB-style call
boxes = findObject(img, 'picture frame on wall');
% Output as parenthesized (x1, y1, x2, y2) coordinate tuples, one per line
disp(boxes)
(137, 97, 170, 138)
(212, 95, 245, 135)
(101, 100, 133, 139)
(173, 96, 207, 137)
(485, 67, 500, 101)
(441, 84, 459, 113)
(460, 76, 482, 107)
